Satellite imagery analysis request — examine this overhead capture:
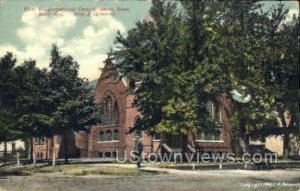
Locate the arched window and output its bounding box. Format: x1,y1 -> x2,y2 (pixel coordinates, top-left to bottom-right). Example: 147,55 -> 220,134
106,130 -> 112,141
98,105 -> 103,125
113,129 -> 119,140
105,96 -> 113,126
113,104 -> 119,125
99,131 -> 105,141
196,101 -> 222,142
99,95 -> 119,127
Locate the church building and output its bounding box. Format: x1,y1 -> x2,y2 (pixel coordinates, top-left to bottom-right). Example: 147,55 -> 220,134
32,58 -> 241,160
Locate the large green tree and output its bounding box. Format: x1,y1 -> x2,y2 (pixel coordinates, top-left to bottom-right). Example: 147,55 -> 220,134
0,53 -> 21,163
189,1 -> 298,155
263,15 -> 300,157
112,0 -> 299,156
49,45 -> 97,163
112,0 -> 217,141
189,0 -> 277,154
15,60 -> 52,160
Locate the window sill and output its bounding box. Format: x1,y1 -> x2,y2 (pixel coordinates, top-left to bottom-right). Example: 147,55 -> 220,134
196,140 -> 224,143
152,139 -> 161,142
97,140 -> 120,143
98,125 -> 118,128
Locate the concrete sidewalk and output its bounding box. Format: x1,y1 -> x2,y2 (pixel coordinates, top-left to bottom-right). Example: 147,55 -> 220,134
92,162 -> 300,177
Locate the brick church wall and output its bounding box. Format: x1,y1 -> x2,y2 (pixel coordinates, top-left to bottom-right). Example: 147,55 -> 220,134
88,60 -> 135,158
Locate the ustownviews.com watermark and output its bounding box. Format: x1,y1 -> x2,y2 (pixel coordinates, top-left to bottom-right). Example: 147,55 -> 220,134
115,149 -> 278,164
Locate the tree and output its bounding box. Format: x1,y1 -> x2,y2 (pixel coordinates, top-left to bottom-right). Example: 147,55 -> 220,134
0,53 -> 21,163
192,1 -> 298,155
189,0 -> 274,154
263,15 -> 300,157
49,45 -> 97,163
112,0 -> 258,150
112,0 -> 180,128
110,0 -> 236,149
14,60 -> 52,161
112,0 -> 299,156
112,0 -> 212,147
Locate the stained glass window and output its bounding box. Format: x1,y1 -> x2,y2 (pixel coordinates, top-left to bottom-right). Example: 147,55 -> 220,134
99,95 -> 119,127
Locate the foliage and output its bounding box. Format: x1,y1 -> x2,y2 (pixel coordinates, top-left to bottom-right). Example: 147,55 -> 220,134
0,45 -> 97,161
112,0 -> 215,135
15,60 -> 52,138
0,53 -> 20,142
111,0 -> 299,154
49,44 -> 97,135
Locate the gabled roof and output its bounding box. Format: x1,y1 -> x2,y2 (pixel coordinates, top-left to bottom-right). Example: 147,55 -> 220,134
94,57 -> 128,92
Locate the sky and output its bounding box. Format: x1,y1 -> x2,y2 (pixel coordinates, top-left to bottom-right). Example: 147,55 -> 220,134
0,0 -> 298,81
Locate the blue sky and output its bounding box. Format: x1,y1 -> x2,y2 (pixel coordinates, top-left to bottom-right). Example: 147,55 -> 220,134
0,0 -> 298,80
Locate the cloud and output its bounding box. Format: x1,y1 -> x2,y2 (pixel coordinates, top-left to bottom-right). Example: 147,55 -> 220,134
18,9 -> 76,46
292,1 -> 299,7
62,10 -> 125,80
0,8 -> 76,68
287,8 -> 299,20
0,43 -> 48,68
0,44 -> 20,58
0,7 -> 125,80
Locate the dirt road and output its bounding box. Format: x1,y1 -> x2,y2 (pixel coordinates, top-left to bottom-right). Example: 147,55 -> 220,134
0,168 -> 299,191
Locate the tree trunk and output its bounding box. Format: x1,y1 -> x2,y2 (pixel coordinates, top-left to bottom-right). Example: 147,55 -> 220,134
279,110 -> 290,157
230,127 -> 242,155
283,113 -> 295,158
238,118 -> 249,154
3,140 -> 7,165
30,138 -> 34,162
51,136 -> 55,167
27,139 -> 30,160
33,151 -> 36,166
189,131 -> 196,150
64,131 -> 69,164
228,110 -> 249,156
30,138 -> 36,166
45,138 -> 48,160
234,103 -> 249,155
16,152 -> 20,166
283,132 -> 290,158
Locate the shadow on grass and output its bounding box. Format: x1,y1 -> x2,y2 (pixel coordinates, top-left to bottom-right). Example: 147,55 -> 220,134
1,164 -> 159,178
0,168 -> 30,177
0,162 -> 50,177
250,177 -> 274,183
290,177 -> 300,184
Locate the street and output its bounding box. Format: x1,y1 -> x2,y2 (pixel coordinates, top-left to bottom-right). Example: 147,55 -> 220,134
0,168 -> 299,191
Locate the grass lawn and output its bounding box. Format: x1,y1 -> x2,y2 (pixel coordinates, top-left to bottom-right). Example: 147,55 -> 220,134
251,187 -> 299,191
0,164 -> 146,176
